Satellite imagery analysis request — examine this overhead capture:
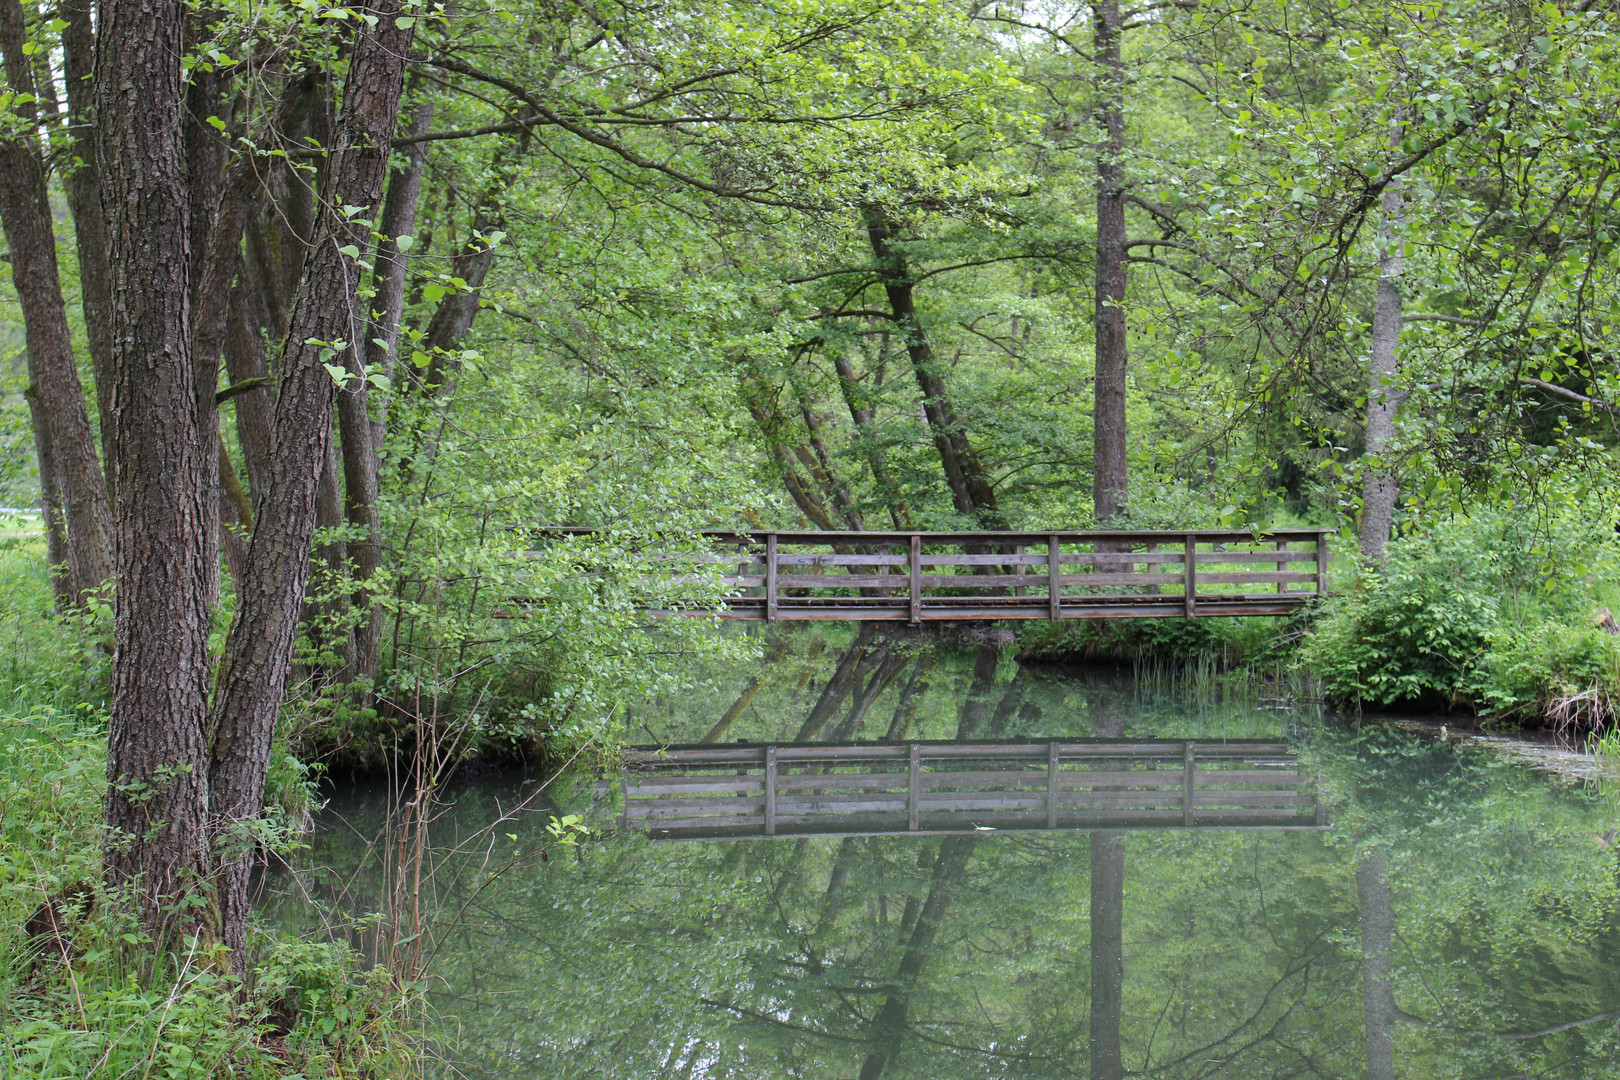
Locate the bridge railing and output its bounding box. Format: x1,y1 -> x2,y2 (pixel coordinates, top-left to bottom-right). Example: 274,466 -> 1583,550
605,739 -> 1324,839
697,529 -> 1326,621
528,528 -> 1330,621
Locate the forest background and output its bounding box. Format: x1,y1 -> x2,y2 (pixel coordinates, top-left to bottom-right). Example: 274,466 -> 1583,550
3,0 -> 1620,1073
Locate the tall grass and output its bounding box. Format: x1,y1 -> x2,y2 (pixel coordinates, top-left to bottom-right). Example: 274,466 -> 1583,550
0,543 -> 420,1078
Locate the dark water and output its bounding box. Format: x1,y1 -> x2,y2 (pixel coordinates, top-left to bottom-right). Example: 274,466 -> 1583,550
270,629 -> 1620,1078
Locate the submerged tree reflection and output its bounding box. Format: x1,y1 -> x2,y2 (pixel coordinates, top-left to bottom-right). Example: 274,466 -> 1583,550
268,631 -> 1620,1078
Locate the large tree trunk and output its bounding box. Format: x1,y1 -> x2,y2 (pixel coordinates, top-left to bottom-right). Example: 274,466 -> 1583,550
0,0 -> 114,605
95,0 -> 215,937
1360,169 -> 1405,562
208,4 -> 414,956
1092,0 -> 1129,525
862,203 -> 1006,529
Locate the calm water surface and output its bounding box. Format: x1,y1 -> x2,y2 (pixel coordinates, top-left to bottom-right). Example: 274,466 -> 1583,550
271,630 -> 1620,1078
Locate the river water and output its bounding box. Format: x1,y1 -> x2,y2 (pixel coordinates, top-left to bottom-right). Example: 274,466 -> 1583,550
269,629 -> 1620,1078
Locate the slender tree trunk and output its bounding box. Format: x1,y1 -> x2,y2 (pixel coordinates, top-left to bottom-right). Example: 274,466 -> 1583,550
310,438 -> 355,675
209,3 -> 414,956
225,280 -> 274,498
1360,167 -> 1405,562
831,351 -> 912,529
338,95 -> 431,690
0,0 -> 114,604
1093,0 -> 1129,525
365,95 -> 432,453
218,435 -> 250,587
95,0 -> 215,937
862,203 -> 1006,528
25,387 -> 72,610
1357,855 -> 1398,1080
58,0 -> 116,477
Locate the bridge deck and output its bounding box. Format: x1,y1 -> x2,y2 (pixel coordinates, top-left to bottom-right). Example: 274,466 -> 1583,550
538,528 -> 1331,622
603,739 -> 1326,839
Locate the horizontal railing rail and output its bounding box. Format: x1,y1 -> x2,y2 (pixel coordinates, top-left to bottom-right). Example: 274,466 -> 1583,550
529,528 -> 1331,622
602,739 -> 1325,839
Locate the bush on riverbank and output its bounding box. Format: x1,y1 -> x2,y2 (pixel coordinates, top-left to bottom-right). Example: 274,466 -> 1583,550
0,547 -> 419,1078
1304,510 -> 1620,730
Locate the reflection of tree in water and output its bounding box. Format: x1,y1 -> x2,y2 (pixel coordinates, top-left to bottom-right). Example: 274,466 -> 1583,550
268,631 -> 1620,1079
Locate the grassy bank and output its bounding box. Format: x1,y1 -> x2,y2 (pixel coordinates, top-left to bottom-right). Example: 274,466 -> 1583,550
0,543 -> 420,1078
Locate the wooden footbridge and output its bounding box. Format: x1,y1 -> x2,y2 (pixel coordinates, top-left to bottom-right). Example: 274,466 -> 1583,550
537,528 -> 1330,623
604,740 -> 1325,840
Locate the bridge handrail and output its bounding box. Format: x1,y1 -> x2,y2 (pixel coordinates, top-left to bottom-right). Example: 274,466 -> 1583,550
525,528 -> 1332,622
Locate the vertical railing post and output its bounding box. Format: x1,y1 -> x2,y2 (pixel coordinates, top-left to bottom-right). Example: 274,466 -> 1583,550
764,746 -> 778,835
1276,539 -> 1288,594
1183,534 -> 1198,618
1047,534 -> 1061,620
1316,533 -> 1330,598
908,743 -> 921,831
1014,543 -> 1026,597
619,770 -> 629,833
765,533 -> 778,623
1182,741 -> 1195,826
1046,742 -> 1060,829
909,534 -> 922,624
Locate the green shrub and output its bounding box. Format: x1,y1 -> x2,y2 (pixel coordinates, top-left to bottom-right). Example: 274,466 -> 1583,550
1304,509 -> 1620,722
1470,620 -> 1620,731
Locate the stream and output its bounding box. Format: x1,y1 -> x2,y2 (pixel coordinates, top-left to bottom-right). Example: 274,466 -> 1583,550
268,628 -> 1620,1078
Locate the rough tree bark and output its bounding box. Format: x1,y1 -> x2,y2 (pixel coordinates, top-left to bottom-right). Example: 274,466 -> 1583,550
863,203 -> 1007,529
209,3 -> 415,955
1360,167 -> 1405,562
95,0 -> 215,935
0,0 -> 114,605
1092,0 -> 1129,525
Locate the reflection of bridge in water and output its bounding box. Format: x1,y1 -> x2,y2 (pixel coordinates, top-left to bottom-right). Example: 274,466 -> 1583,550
607,739 -> 1326,839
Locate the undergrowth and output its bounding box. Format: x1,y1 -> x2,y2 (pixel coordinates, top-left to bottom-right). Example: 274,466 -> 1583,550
0,542 -> 421,1078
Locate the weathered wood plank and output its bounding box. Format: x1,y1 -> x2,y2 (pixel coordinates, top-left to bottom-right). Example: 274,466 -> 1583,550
627,796 -> 767,815
1193,549 -> 1319,564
